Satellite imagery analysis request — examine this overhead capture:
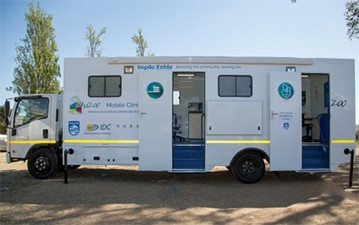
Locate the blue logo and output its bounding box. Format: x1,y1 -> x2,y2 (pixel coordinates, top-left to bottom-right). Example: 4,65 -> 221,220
68,121 -> 80,136
147,82 -> 164,99
283,122 -> 289,130
278,82 -> 294,99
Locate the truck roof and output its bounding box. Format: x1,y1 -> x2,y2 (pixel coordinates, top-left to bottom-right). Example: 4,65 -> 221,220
64,56 -> 354,66
65,56 -> 318,66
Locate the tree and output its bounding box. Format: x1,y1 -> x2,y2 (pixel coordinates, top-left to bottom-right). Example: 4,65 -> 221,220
345,0 -> 359,40
131,28 -> 154,57
86,24 -> 107,57
7,2 -> 61,95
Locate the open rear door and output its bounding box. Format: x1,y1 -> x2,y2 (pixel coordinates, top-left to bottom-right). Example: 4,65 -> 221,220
269,72 -> 301,171
138,70 -> 172,171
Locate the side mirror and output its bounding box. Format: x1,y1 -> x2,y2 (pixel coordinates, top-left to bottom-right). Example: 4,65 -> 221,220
5,100 -> 10,117
4,101 -> 10,126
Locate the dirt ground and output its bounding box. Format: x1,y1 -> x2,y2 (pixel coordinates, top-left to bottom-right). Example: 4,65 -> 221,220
0,146 -> 358,225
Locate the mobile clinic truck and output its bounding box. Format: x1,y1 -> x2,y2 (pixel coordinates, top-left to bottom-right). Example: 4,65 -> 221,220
4,57 -> 356,183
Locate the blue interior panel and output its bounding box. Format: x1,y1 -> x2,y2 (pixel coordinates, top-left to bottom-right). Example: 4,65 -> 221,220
173,144 -> 204,169
302,145 -> 329,169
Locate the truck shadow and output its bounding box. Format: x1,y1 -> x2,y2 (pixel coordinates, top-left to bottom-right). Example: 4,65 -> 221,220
1,166 -> 356,207
1,155 -> 358,225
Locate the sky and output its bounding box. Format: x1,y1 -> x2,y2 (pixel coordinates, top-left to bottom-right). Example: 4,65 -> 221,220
0,0 -> 358,123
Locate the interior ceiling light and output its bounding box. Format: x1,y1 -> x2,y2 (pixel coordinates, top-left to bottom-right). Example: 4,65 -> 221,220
177,73 -> 195,77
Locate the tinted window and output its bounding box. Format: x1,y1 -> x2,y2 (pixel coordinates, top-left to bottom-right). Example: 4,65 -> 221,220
218,75 -> 252,97
89,76 -> 121,97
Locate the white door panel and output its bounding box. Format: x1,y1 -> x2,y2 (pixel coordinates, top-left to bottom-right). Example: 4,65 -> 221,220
269,72 -> 301,171
138,72 -> 172,171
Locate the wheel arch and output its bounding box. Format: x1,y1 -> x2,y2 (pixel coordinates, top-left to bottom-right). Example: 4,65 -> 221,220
25,144 -> 59,160
230,147 -> 269,167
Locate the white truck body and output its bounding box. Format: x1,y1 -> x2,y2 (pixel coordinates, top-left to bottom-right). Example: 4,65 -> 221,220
6,56 -> 356,183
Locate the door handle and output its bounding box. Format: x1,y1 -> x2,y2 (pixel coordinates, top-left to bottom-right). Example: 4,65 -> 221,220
140,112 -> 147,115
43,129 -> 49,138
271,111 -> 279,120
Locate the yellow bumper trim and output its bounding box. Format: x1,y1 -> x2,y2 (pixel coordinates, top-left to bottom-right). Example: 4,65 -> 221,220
8,140 -> 56,144
331,139 -> 355,144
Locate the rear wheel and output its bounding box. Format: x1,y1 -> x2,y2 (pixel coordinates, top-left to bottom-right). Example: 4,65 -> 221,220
28,149 -> 58,179
231,152 -> 265,183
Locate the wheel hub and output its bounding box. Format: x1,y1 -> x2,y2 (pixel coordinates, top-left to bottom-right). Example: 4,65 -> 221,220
34,156 -> 50,172
241,160 -> 255,174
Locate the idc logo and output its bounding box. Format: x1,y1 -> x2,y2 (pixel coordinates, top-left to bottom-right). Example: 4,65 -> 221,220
86,124 -> 99,131
86,124 -> 111,131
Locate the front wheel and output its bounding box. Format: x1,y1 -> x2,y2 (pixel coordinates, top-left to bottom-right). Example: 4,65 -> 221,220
28,149 -> 58,179
231,152 -> 265,183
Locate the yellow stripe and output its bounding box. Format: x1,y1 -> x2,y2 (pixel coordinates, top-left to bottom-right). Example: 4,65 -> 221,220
206,140 -> 270,144
64,139 -> 139,144
331,139 -> 355,144
9,140 -> 56,144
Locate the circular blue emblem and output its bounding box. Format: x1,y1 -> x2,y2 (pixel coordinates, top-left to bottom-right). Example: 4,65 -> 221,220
278,82 -> 294,99
68,121 -> 80,136
146,82 -> 164,99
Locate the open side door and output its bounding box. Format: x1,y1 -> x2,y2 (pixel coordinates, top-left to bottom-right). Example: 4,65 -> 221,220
138,71 -> 172,171
269,72 -> 301,171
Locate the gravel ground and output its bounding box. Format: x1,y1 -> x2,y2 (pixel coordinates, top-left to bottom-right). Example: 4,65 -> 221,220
0,146 -> 358,225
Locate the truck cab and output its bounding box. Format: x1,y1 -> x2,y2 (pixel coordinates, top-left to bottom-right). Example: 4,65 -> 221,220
5,94 -> 63,179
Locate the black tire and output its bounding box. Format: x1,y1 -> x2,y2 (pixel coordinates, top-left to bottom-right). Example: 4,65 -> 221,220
27,149 -> 58,179
231,152 -> 265,183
